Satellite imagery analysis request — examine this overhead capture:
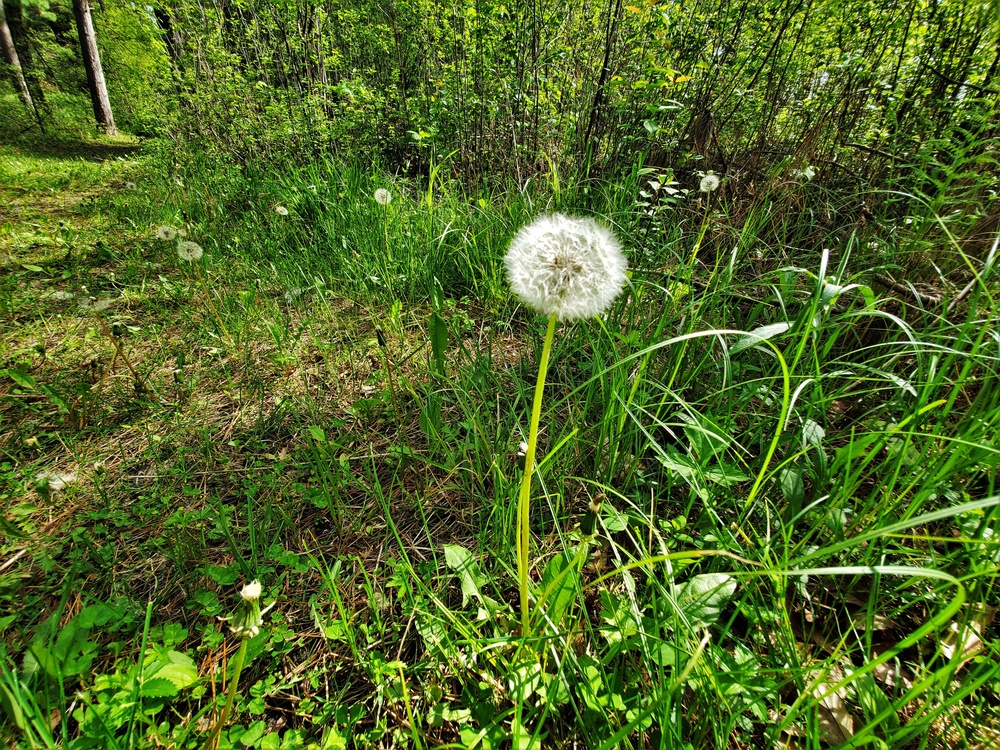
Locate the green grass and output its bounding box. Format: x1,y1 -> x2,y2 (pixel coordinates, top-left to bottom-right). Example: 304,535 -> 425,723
1,140 -> 998,750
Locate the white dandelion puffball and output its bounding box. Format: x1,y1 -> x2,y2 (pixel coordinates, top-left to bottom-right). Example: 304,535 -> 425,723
700,174 -> 720,193
240,580 -> 262,601
274,205 -> 289,216
176,228 -> 188,238
374,188 -> 392,206
155,225 -> 178,241
505,214 -> 628,321
35,471 -> 76,492
177,240 -> 204,262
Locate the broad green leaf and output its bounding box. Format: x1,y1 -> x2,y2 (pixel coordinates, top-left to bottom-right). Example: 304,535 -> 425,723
429,311 -> 448,377
674,573 -> 737,630
139,677 -> 178,698
731,322 -> 791,354
3,368 -> 35,389
443,544 -> 486,607
539,552 -> 577,629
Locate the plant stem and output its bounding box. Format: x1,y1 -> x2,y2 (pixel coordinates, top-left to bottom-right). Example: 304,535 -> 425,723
517,313 -> 557,635
193,261 -> 234,347
205,638 -> 247,750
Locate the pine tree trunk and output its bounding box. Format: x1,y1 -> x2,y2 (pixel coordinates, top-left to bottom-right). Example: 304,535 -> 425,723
72,0 -> 116,135
0,0 -> 33,112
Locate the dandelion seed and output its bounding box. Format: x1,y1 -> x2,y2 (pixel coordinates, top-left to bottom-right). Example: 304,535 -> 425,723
35,471 -> 76,492
504,214 -> 628,321
155,225 -> 178,241
699,174 -> 720,193
274,205 -> 289,216
177,240 -> 204,262
374,188 -> 392,206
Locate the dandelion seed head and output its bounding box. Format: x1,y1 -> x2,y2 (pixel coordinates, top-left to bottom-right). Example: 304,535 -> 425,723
240,580 -> 262,601
699,174 -> 720,193
176,228 -> 188,238
374,188 -> 392,206
155,225 -> 178,241
177,240 -> 204,262
505,214 -> 628,321
274,205 -> 289,216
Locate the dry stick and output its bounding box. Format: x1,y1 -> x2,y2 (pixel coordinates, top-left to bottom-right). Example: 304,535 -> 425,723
93,312 -> 158,401
947,231 -> 999,314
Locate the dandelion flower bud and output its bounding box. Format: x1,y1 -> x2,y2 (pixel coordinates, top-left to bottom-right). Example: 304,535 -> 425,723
274,205 -> 289,216
155,225 -> 177,241
240,580 -> 262,601
505,214 -> 628,321
374,188 -> 392,206
699,174 -> 720,193
177,241 -> 204,262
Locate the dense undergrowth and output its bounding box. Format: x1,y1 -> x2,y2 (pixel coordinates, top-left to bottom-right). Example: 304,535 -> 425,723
1,138 -> 999,749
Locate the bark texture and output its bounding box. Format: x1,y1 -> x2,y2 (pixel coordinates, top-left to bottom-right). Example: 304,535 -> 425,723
0,0 -> 33,111
72,0 -> 116,134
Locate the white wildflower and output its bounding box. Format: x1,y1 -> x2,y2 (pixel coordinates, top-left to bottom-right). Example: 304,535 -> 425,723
274,205 -> 289,216
240,580 -> 262,601
504,214 -> 628,321
155,225 -> 177,241
177,241 -> 204,262
374,188 -> 392,206
699,174 -> 720,193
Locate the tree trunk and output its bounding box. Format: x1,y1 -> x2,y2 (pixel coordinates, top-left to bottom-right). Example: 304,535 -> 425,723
0,0 -> 34,112
72,0 -> 116,135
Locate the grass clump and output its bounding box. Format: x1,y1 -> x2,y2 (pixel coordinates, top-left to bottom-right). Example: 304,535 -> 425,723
0,139 -> 997,749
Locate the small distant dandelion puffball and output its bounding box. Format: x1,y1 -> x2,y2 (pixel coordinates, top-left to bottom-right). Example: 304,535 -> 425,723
177,240 -> 204,262
176,228 -> 188,238
274,205 -> 289,216
505,214 -> 628,321
155,225 -> 177,241
374,188 -> 392,206
699,174 -> 720,193
240,580 -> 262,601
36,471 -> 76,492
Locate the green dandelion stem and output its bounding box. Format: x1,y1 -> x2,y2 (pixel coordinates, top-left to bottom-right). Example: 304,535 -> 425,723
205,638 -> 247,750
517,313 -> 557,635
193,261 -> 233,347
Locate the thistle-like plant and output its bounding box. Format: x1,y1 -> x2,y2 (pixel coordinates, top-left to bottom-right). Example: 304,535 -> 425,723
505,214 -> 628,633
